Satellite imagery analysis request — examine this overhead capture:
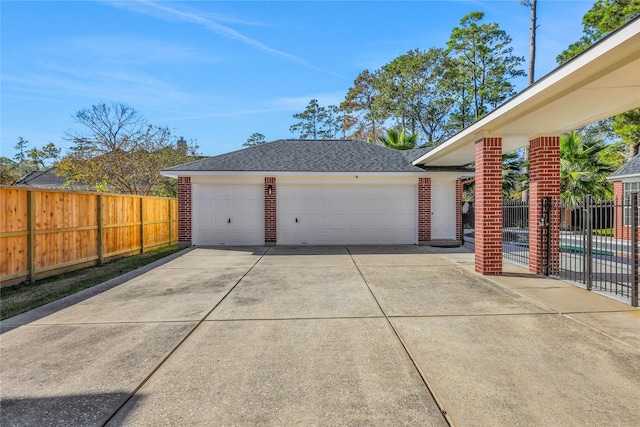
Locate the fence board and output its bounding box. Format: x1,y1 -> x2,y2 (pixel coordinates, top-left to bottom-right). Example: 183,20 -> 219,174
0,187 -> 177,287
1,189 -> 29,279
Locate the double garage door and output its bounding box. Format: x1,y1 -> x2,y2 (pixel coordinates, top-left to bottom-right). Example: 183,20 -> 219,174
192,183 -> 417,246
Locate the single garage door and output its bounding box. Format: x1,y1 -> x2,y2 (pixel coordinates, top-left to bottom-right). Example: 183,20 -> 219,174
278,185 -> 416,245
192,184 -> 264,245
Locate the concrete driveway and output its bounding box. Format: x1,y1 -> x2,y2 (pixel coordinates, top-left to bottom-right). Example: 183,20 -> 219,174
1,245 -> 639,426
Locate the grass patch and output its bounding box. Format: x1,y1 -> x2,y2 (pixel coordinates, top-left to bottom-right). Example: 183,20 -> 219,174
1,244 -> 181,320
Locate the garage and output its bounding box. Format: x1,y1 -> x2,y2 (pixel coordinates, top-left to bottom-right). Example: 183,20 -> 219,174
278,183 -> 417,245
162,139 -> 467,248
192,183 -> 264,245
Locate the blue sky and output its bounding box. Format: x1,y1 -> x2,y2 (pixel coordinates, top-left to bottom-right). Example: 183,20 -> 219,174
1,0 -> 593,159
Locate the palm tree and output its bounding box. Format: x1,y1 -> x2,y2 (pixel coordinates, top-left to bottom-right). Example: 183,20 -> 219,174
503,151 -> 524,199
560,130 -> 617,206
377,128 -> 418,150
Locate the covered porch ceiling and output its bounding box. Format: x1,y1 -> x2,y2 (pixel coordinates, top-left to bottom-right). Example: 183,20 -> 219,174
413,17 -> 640,167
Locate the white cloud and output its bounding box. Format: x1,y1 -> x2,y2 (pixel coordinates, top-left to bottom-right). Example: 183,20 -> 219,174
107,0 -> 332,74
2,64 -> 192,109
65,36 -> 222,65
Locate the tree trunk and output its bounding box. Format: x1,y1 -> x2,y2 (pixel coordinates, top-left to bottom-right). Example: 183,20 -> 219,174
522,0 -> 537,203
528,0 -> 537,85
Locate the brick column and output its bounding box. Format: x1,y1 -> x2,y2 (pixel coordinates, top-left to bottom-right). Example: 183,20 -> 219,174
265,177 -> 277,245
529,136 -> 560,275
456,178 -> 463,243
475,137 -> 503,275
418,177 -> 431,242
613,181 -> 624,240
177,176 -> 192,248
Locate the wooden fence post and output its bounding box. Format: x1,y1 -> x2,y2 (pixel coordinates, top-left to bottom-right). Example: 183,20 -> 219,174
140,196 -> 145,253
97,194 -> 104,265
27,190 -> 36,283
168,198 -> 173,246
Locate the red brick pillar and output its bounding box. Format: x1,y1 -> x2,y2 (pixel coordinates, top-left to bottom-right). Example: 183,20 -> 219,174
475,137 -> 503,275
178,176 -> 192,248
265,177 -> 277,245
529,136 -> 560,275
456,178 -> 463,243
613,181 -> 624,240
418,177 -> 431,243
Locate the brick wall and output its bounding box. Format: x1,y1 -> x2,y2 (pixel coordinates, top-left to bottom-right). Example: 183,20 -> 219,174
475,137 -> 503,275
614,181 -> 640,241
528,136 -> 560,275
178,176 -> 192,246
265,177 -> 277,244
418,177 -> 431,242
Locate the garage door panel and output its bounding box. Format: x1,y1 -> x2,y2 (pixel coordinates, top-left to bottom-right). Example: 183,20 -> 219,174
278,185 -> 416,245
193,184 -> 264,246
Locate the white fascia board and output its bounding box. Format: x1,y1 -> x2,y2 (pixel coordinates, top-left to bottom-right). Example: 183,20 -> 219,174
608,173 -> 640,181
412,17 -> 640,167
160,170 -> 431,178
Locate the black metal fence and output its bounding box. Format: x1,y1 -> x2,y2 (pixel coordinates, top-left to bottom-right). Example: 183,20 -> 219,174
502,200 -> 530,267
550,196 -> 638,305
466,197 -> 639,306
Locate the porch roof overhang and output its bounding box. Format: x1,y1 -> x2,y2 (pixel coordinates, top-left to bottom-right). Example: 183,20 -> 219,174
413,17 -> 640,168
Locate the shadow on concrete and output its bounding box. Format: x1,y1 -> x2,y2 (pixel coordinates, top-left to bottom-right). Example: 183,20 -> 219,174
1,392 -> 144,427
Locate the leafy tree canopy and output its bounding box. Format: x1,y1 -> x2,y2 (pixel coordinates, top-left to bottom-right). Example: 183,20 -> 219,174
556,0 -> 640,159
0,138 -> 62,185
290,99 -> 345,140
243,132 -> 267,148
376,48 -> 457,145
557,0 -> 640,64
340,69 -> 385,143
447,11 -> 525,126
58,102 -> 198,196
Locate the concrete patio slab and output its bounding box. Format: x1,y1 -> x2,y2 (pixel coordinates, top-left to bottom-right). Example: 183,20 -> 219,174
157,247 -> 264,269
106,319 -> 447,427
361,265 -> 551,316
0,322 -> 195,427
179,246 -> 269,256
255,246 -> 355,267
433,249 -> 634,313
351,253 -> 451,267
2,244 -> 637,426
256,254 -> 355,267
30,267 -> 249,324
209,266 -> 381,320
266,245 -> 350,255
1,247 -> 195,328
501,285 -> 638,313
348,245 -> 432,254
392,314 -> 640,427
568,310 -> 640,350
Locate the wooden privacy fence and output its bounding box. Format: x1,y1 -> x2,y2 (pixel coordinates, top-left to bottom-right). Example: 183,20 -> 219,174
1,187 -> 178,287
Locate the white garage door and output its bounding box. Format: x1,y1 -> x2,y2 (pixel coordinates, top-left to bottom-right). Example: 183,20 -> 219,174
192,184 -> 264,245
278,185 -> 416,245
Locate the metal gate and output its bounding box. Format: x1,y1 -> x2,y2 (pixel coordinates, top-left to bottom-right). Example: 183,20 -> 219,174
547,195 -> 638,306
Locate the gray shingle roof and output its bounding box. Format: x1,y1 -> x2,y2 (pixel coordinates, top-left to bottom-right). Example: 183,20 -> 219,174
163,139 -> 431,173
13,167 -> 92,190
609,154 -> 640,179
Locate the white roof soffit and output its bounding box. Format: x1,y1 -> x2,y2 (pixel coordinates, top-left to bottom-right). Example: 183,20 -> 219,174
414,17 -> 640,167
